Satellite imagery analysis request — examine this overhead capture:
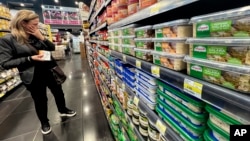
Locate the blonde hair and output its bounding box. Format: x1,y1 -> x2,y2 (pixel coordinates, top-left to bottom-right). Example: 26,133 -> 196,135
10,10 -> 39,44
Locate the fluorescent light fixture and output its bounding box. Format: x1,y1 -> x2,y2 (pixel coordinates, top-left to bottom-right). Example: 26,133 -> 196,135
75,1 -> 78,5
20,3 -> 24,6
41,5 -> 44,8
54,0 -> 58,3
60,7 -> 63,10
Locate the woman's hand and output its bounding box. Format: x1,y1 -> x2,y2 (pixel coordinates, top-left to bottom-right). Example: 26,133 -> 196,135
31,54 -> 45,61
26,25 -> 45,40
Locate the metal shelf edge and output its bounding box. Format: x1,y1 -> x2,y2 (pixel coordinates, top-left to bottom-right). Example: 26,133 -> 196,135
90,22 -> 107,34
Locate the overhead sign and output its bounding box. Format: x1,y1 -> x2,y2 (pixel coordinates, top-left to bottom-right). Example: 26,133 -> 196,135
42,5 -> 81,25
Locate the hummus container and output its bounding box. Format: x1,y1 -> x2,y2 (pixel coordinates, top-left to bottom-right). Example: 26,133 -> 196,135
135,69 -> 157,85
122,44 -> 135,56
108,37 -> 115,44
112,28 -> 123,37
156,106 -> 203,141
207,118 -> 229,141
136,77 -> 158,94
135,48 -> 153,62
152,51 -> 186,71
203,130 -> 218,141
135,26 -> 155,38
157,98 -> 206,137
128,0 -> 139,15
148,120 -> 160,141
153,19 -> 192,38
121,24 -> 140,36
122,35 -> 136,45
187,38 -> 250,66
136,85 -> 157,103
139,0 -> 157,9
184,56 -> 250,93
114,37 -> 122,44
135,38 -> 154,49
136,89 -> 156,110
154,38 -> 188,54
206,104 -> 242,134
190,6 -> 250,37
157,80 -> 205,113
157,89 -> 208,126
114,44 -> 123,52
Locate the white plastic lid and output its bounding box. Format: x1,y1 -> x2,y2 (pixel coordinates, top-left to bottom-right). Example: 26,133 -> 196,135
152,51 -> 185,59
134,38 -> 152,42
134,48 -> 152,52
153,38 -> 187,42
153,19 -> 190,29
186,38 -> 250,46
190,5 -> 250,23
134,25 -> 153,31
122,35 -> 135,38
184,56 -> 250,74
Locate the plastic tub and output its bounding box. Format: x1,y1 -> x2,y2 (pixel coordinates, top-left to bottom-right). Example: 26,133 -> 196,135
184,56 -> 250,93
122,35 -> 136,45
187,38 -> 250,66
158,98 -> 206,137
136,78 -> 158,94
135,26 -> 155,38
114,44 -> 122,52
128,0 -> 139,15
122,44 -> 135,56
134,48 -> 153,62
139,0 -> 157,9
203,130 -> 219,141
135,38 -> 154,49
153,19 -> 192,38
154,38 -> 188,54
206,104 -> 241,134
135,69 -> 157,85
136,89 -> 156,110
121,24 -> 140,36
157,80 -> 205,113
118,5 -> 128,19
152,51 -> 186,71
114,37 -> 122,44
190,5 -> 250,37
148,120 -> 160,141
136,85 -> 157,102
157,89 -> 208,126
207,118 -> 229,141
156,106 -> 203,141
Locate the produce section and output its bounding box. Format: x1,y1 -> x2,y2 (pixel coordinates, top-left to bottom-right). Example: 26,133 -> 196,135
88,0 -> 250,140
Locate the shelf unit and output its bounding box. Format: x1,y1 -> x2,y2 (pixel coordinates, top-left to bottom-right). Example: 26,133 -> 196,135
0,30 -> 10,32
110,50 -> 250,124
90,2 -> 106,25
0,16 -> 10,21
89,22 -> 107,34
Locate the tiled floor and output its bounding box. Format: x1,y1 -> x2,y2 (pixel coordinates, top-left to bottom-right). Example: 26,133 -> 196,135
0,54 -> 114,141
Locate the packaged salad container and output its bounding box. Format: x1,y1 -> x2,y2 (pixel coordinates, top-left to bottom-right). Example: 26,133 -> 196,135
190,5 -> 250,37
187,38 -> 250,66
184,56 -> 250,93
153,19 -> 192,38
122,35 -> 136,45
135,25 -> 155,38
154,38 -> 188,54
135,48 -> 153,62
121,24 -> 140,36
122,44 -> 135,56
135,38 -> 154,49
207,118 -> 229,141
152,51 -> 186,71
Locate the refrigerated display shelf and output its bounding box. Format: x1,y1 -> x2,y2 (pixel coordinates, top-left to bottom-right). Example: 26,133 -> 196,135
0,29 -> 10,32
89,22 -> 107,34
109,0 -> 198,29
87,0 -> 97,21
110,50 -> 250,124
90,2 -> 106,25
0,16 -> 10,21
0,80 -> 22,98
89,40 -> 109,46
98,52 -> 109,64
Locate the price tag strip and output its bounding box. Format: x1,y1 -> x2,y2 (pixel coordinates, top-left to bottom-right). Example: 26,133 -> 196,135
136,60 -> 141,69
133,96 -> 139,106
184,78 -> 203,99
150,3 -> 161,16
151,66 -> 160,77
156,119 -> 167,134
123,55 -> 126,62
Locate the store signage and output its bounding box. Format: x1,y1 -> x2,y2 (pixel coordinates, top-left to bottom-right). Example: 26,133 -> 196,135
42,5 -> 81,25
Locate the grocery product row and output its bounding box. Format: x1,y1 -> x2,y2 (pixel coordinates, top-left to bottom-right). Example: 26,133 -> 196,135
0,5 -> 11,38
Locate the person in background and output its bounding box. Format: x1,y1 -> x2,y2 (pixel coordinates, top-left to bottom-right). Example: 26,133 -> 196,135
0,10 -> 76,135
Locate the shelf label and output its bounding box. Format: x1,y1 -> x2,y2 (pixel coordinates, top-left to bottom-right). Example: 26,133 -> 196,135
122,83 -> 125,90
184,78 -> 203,98
133,96 -> 139,106
156,120 -> 167,134
150,3 -> 161,16
151,66 -> 160,77
136,60 -> 141,69
123,55 -> 126,62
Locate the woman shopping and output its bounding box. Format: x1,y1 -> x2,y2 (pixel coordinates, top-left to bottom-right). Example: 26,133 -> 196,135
0,10 -> 76,135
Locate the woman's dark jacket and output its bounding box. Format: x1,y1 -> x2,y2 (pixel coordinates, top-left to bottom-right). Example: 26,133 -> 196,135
0,34 -> 55,84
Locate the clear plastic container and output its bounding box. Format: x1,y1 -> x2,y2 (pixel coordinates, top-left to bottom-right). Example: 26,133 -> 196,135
136,77 -> 158,94
207,118 -> 229,141
134,48 -> 153,62
114,44 -> 123,52
190,5 -> 250,37
184,56 -> 250,93
187,38 -> 250,66
135,69 -> 157,85
136,85 -> 157,103
152,51 -> 186,71
121,24 -> 140,36
153,19 -> 192,38
135,25 -> 155,38
136,89 -> 156,110
122,35 -> 136,45
135,38 -> 154,49
122,44 -> 135,56
154,38 -> 188,54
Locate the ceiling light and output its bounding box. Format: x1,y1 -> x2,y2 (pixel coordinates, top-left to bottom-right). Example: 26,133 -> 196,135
41,5 -> 44,8
75,1 -> 78,5
54,0 -> 58,3
20,3 -> 24,6
60,7 -> 63,10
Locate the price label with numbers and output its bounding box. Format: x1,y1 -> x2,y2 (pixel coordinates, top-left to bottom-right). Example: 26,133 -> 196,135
150,3 -> 161,16
151,66 -> 160,77
133,96 -> 139,106
156,120 -> 167,134
136,60 -> 141,69
123,55 -> 126,62
184,78 -> 203,98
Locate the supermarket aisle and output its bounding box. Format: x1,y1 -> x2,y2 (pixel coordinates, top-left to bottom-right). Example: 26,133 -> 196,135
0,55 -> 114,141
